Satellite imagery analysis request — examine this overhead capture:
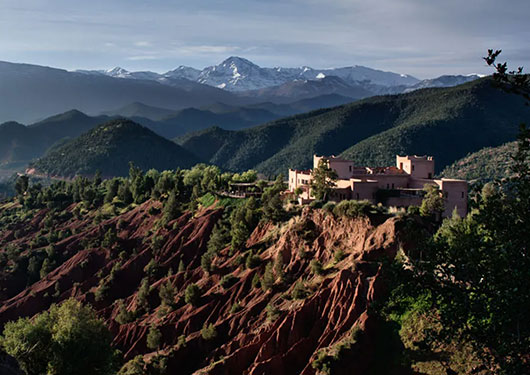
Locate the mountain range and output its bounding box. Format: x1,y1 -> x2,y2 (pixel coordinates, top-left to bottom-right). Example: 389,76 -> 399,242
0,57 -> 483,124
30,119 -> 200,177
177,78 -> 529,175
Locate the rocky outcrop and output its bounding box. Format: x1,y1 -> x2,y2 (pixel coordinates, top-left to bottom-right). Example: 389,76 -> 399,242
0,202 -> 406,374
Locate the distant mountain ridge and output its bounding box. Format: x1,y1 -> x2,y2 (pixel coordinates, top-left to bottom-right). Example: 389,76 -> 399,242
77,56 -> 483,95
78,56 -> 420,92
177,78 -> 528,175
31,119 -> 200,177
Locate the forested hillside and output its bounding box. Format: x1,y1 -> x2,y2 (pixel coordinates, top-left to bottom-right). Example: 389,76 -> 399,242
178,78 -> 528,174
31,120 -> 201,177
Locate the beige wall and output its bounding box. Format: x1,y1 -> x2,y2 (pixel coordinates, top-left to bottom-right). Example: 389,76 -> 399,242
396,155 -> 435,179
314,155 -> 356,179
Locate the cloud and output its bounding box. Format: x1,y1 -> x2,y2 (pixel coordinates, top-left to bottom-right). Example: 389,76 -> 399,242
134,41 -> 151,47
0,0 -> 527,77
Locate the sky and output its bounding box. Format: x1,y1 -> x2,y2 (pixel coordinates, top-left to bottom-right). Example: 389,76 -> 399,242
0,0 -> 528,79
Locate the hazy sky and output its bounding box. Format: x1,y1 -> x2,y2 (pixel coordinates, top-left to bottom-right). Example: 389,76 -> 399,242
0,0 -> 528,78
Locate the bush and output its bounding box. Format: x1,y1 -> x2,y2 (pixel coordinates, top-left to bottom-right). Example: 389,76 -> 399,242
322,201 -> 336,213
333,249 -> 346,263
146,325 -> 162,351
333,200 -> 375,218
261,263 -> 275,292
200,323 -> 217,341
2,298 -> 117,375
310,259 -> 324,276
184,284 -> 201,306
291,280 -> 308,299
245,253 -> 261,269
230,302 -> 242,314
220,274 -> 238,290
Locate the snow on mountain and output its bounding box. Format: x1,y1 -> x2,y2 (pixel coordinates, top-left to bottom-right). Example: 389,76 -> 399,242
163,66 -> 201,81
72,58 -> 482,95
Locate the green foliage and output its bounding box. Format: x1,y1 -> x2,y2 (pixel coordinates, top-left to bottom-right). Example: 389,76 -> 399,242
146,325 -> 162,351
419,185 -> 445,218
230,302 -> 242,314
158,279 -> 176,308
310,159 -> 338,201
245,252 -> 261,269
291,280 -> 308,299
136,278 -> 151,313
261,175 -> 286,222
115,300 -> 136,325
184,283 -> 201,307
261,262 -> 275,292
200,323 -> 217,341
332,199 -> 377,218
310,259 -> 324,276
220,274 -> 238,290
31,120 -> 199,177
1,298 -> 117,375
179,78 -> 527,176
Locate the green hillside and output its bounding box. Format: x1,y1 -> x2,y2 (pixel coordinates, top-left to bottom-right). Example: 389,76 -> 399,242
178,78 -> 528,175
0,110 -> 106,166
32,119 -> 201,177
440,141 -> 517,182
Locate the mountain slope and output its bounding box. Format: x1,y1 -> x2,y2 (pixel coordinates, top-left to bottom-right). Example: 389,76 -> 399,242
440,141 -> 517,182
102,102 -> 177,121
0,61 -> 241,123
178,78 -> 529,174
31,119 -> 201,177
0,110 -> 108,166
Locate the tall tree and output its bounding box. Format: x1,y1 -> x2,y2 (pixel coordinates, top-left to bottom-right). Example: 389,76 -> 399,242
310,159 -> 338,201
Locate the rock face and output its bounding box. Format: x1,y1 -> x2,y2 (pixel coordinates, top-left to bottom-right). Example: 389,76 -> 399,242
0,202 -> 406,374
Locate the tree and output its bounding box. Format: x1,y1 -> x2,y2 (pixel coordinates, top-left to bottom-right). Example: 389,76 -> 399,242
419,184 -> 444,218
146,325 -> 162,351
310,159 -> 338,201
158,279 -> 176,308
15,175 -> 29,197
184,283 -> 201,307
162,189 -> 180,224
262,175 -> 286,222
2,298 -> 117,375
412,53 -> 530,373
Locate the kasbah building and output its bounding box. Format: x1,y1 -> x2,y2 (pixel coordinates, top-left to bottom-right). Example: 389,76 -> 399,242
288,155 -> 468,218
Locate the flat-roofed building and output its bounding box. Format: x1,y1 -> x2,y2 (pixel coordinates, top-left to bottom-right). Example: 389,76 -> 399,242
288,154 -> 468,217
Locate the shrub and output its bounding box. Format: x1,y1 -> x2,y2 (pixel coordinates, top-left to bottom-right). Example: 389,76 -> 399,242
266,304 -> 280,321
245,253 -> 261,269
310,259 -> 324,276
291,280 -> 308,300
261,262 -> 275,292
333,249 -> 346,263
332,200 -> 374,218
2,298 -> 117,375
200,323 -> 217,341
220,274 -> 238,290
159,280 -> 176,308
115,300 -> 135,324
146,325 -> 162,351
322,201 -> 336,213
230,302 -> 242,314
201,252 -> 214,273
184,284 -> 201,306
251,273 -> 261,289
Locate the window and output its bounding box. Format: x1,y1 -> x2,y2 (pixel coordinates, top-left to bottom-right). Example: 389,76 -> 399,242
461,192 -> 464,198
399,162 -> 403,170
412,165 -> 415,171
387,184 -> 389,189
356,193 -> 359,199
391,183 -> 394,189
428,173 -> 432,179
349,165 -> 352,172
